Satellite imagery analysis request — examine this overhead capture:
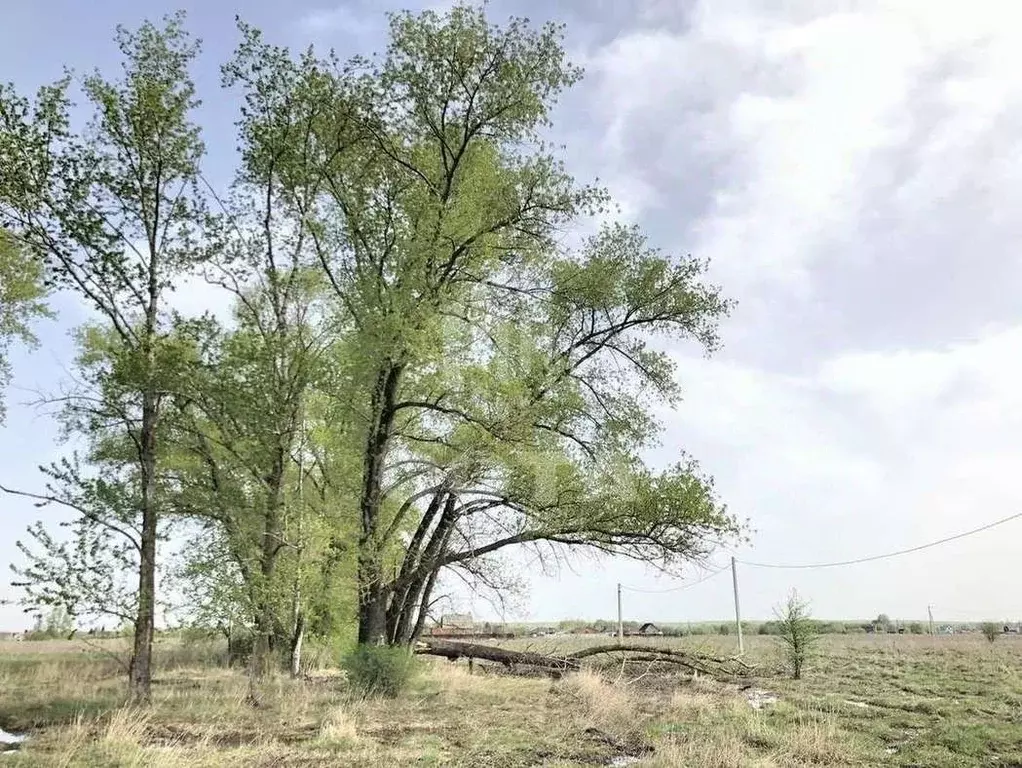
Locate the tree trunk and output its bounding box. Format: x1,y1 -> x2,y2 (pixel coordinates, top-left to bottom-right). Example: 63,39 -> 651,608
289,612 -> 305,678
394,496 -> 456,645
408,565 -> 441,645
357,568 -> 388,645
356,362 -> 402,646
129,388 -> 158,704
290,429 -> 306,678
387,489 -> 448,643
389,579 -> 421,645
415,639 -> 580,671
391,558 -> 442,646
251,552 -> 279,677
250,608 -> 275,679
250,453 -> 287,678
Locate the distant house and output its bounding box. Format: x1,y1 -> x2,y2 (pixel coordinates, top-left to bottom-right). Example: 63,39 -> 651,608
636,622 -> 663,636
426,613 -> 475,636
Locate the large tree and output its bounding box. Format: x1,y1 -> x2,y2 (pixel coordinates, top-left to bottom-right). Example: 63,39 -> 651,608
0,14 -> 206,701
225,4 -> 741,646
5,4 -> 744,669
165,278 -> 331,681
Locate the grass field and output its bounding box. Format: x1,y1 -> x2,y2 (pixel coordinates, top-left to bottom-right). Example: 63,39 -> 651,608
1,633 -> 1021,766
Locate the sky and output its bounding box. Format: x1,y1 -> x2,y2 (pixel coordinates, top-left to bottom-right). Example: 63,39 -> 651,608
2,0 -> 1022,630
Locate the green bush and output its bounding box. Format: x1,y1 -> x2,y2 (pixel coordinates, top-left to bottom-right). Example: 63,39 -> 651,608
775,590 -> 820,680
342,644 -> 418,697
980,622 -> 1000,643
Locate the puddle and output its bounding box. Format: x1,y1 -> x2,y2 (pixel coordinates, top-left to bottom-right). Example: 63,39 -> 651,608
607,757 -> 642,767
844,700 -> 869,709
746,689 -> 779,710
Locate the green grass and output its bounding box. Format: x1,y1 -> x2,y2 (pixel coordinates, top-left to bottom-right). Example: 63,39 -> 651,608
1,633 -> 1021,766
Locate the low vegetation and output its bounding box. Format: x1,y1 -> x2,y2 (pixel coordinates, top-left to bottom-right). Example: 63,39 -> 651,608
981,622 -> 1000,643
2,633 -> 1022,767
774,590 -> 819,680
341,645 -> 419,698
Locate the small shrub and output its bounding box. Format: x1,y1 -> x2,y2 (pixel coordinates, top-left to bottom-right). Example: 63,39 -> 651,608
717,623 -> 732,636
980,622 -> 1000,643
775,589 -> 820,680
908,622 -> 924,635
342,644 -> 418,697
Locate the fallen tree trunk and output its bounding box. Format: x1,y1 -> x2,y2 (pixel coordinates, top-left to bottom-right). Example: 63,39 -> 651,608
414,639 -> 580,671
569,644 -> 754,676
414,639 -> 753,680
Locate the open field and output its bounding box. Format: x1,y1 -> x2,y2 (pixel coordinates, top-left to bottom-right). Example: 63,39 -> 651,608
1,633 -> 1021,766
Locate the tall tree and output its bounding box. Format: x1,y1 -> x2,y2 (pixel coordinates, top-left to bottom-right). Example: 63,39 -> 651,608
166,285 -> 328,682
165,40 -> 344,673
226,3 -> 742,647
0,230 -> 50,423
0,14 -> 206,701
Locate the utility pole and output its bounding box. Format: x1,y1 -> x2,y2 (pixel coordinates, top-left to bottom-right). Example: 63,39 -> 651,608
731,556 -> 744,654
927,605 -> 935,636
617,583 -> 623,643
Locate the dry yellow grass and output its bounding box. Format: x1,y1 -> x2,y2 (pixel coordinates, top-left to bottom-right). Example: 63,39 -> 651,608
318,706 -> 359,744
2,633 -> 1021,766
560,667 -> 644,742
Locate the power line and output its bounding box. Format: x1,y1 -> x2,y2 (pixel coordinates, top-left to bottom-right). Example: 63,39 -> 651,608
738,511 -> 1022,570
620,564 -> 729,593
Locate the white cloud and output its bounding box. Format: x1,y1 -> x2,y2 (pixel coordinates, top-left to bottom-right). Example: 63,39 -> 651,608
658,323 -> 1022,615
509,0 -> 1022,624
584,0 -> 1022,298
